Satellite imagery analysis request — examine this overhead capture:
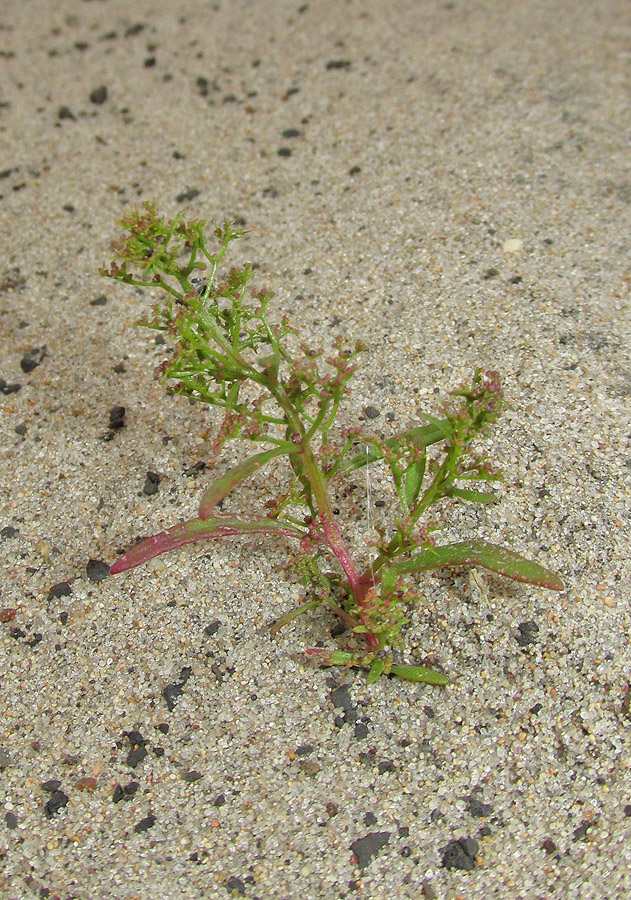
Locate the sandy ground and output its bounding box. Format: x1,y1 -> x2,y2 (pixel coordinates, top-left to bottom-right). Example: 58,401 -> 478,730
1,1 -> 630,898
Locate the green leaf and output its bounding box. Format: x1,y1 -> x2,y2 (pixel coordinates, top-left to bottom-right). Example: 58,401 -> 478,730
445,486 -> 496,504
110,515 -> 305,574
404,456 -> 426,508
388,540 -> 564,590
389,664 -> 449,685
198,444 -> 299,519
366,657 -> 386,683
337,419 -> 453,476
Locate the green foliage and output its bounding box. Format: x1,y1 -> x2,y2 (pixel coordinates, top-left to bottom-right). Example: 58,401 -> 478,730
102,203 -> 563,685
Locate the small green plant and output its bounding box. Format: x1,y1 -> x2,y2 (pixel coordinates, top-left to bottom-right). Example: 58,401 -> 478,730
101,203 -> 563,685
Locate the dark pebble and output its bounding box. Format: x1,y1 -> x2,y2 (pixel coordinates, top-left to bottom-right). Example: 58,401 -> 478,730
58,106 -> 75,120
176,188 -> 200,203
349,165 -> 361,176
542,838 -> 557,854
90,294 -> 107,306
163,681 -> 184,711
277,147 -> 292,157
225,876 -> 246,895
354,722 -> 369,740
364,812 -> 378,826
0,380 -> 22,395
48,582 -> 72,600
183,770 -> 203,783
133,814 -> 155,833
109,405 -> 126,428
326,59 -> 351,69
112,784 -> 124,803
331,684 -> 353,712
204,621 -> 220,637
20,354 -> 39,374
44,790 -> 69,818
89,85 -> 108,104
126,746 -> 147,768
41,779 -> 61,793
281,128 -> 301,138
183,461 -> 206,476
143,471 -> 160,495
5,811 -> 18,829
572,819 -> 594,842
441,837 -> 479,870
124,781 -> 140,798
378,760 -> 395,774
157,722 -> 169,734
624,805 -> 631,817
516,620 -> 539,647
350,831 -> 391,870
295,744 -> 315,756
213,794 -> 226,807
483,267 -> 499,279
467,796 -> 494,818
86,559 -> 110,582
363,405 -> 380,419
10,627 -> 26,639
1,525 -> 19,539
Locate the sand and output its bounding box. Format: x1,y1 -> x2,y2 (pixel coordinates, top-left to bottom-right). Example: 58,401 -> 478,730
1,1 -> 630,898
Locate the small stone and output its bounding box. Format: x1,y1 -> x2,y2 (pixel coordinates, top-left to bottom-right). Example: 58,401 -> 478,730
86,559 -> 110,582
225,876 -> 246,895
58,106 -> 75,120
298,760 -> 321,777
441,837 -> 479,870
133,814 -> 155,833
48,582 -> 72,599
363,405 -> 380,419
326,59 -> 352,69
90,295 -> 107,306
41,779 -> 62,793
109,405 -> 126,428
1,526 -> 19,539
44,790 -> 69,818
542,838 -> 557,854
350,831 -> 391,870
89,85 -> 108,104
143,471 -> 160,495
112,784 -> 124,803
5,811 -> 18,829
467,796 -> 494,817
502,237 -> 524,253
0,608 -> 17,623
183,770 -> 203,783
75,776 -> 97,792
126,746 -> 147,768
624,805 -> 631,818
354,722 -> 369,740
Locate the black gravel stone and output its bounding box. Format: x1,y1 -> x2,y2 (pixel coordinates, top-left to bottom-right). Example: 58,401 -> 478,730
58,105 -> 75,120
204,620 -> 220,637
441,837 -> 479,870
112,784 -> 124,803
364,812 -> 378,826
41,779 -> 62,793
0,380 -> 21,395
326,59 -> 351,69
350,831 -> 391,869
44,790 -> 69,818
176,188 -> 200,203
624,805 -> 631,817
516,620 -> 539,647
157,722 -> 169,734
48,582 -> 72,599
225,875 -> 246,895
89,85 -> 108,104
20,353 -> 39,373
5,811 -> 18,829
1,525 -> 19,539
143,471 -> 160,495
90,294 -> 107,306
331,684 -> 353,712
126,746 -> 147,768
467,796 -> 494,817
86,559 -> 109,582
281,128 -> 301,138
109,405 -> 126,428
163,666 -> 193,711
213,794 -> 226,807
134,814 -> 155,833
377,760 -> 395,774
183,461 -> 206,476
183,770 -> 203,783
363,405 -> 380,419
354,722 -> 369,740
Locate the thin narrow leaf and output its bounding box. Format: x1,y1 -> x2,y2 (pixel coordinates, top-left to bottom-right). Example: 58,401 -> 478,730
388,540 -> 564,590
367,657 -> 386,684
110,515 -> 305,574
446,486 -> 496,504
404,456 -> 426,509
269,599 -> 323,635
338,419 -> 453,476
389,664 -> 449,685
198,444 -> 299,519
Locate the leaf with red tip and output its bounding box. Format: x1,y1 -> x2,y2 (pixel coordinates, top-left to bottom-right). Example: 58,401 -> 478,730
110,515 -> 305,574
